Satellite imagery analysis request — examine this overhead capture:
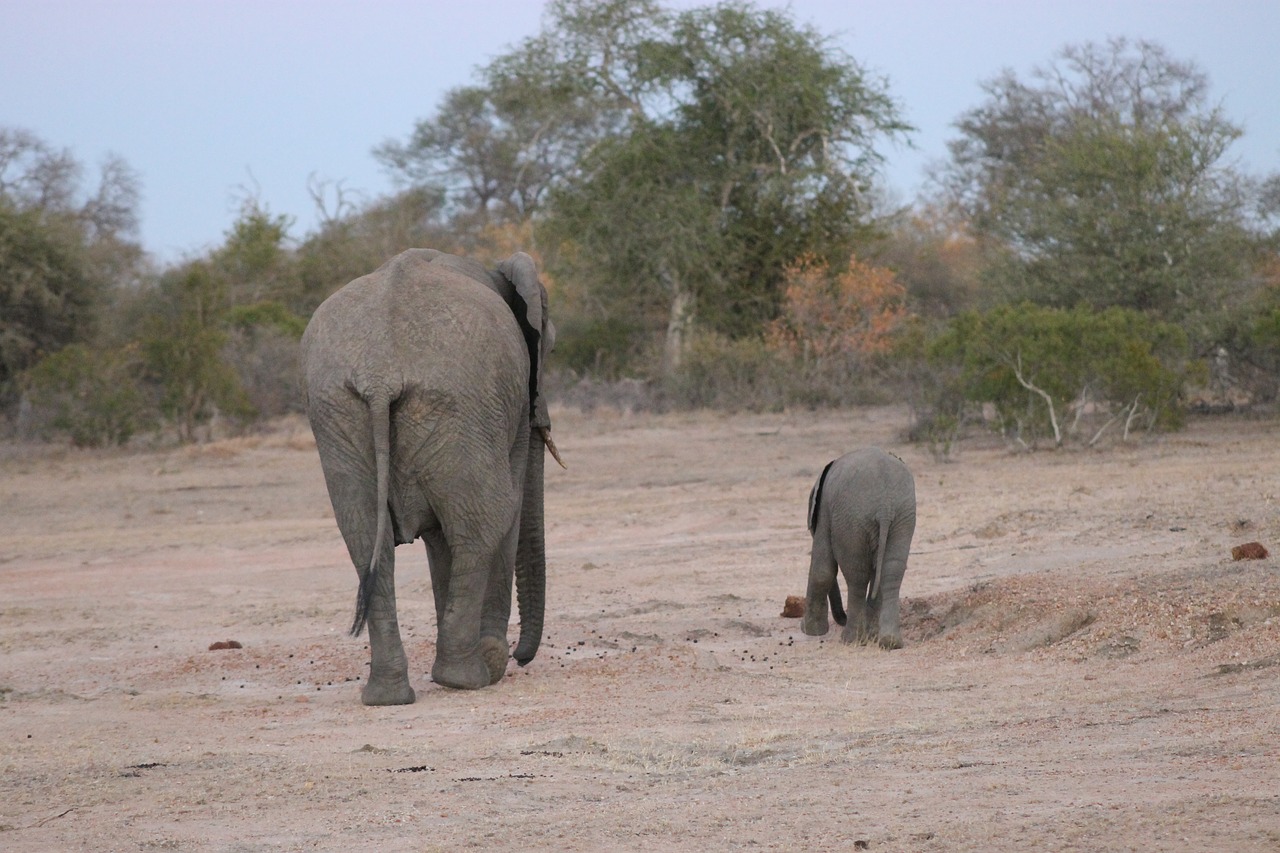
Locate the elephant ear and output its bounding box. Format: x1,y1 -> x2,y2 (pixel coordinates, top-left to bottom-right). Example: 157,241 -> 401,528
808,459 -> 836,535
496,252 -> 550,427
498,253 -> 542,334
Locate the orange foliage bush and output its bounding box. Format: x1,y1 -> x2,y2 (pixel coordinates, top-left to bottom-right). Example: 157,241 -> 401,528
766,254 -> 908,361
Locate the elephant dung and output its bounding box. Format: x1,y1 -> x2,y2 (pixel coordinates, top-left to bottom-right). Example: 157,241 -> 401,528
1231,541 -> 1269,560
780,595 -> 805,618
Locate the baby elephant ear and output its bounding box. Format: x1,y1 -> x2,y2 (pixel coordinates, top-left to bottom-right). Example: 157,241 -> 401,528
497,252 -> 543,336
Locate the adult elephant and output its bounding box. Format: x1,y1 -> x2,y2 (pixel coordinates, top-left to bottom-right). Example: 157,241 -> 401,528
300,248 -> 559,703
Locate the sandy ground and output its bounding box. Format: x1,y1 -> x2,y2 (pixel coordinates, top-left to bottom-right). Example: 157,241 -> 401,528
1,405 -> 1278,852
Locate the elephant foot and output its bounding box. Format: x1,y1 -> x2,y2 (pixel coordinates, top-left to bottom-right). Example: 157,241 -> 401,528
840,623 -> 876,645
480,636 -> 510,685
361,677 -> 416,706
878,633 -> 903,650
801,614 -> 829,637
431,654 -> 493,690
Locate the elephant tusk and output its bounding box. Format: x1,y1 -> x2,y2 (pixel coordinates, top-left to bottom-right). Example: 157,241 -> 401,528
539,427 -> 567,469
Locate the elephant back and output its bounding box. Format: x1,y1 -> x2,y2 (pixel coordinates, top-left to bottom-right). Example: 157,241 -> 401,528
812,448 -> 916,529
302,250 -> 529,415
399,248 -> 493,289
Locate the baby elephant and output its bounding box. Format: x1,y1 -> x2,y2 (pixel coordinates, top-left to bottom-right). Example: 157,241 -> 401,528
802,448 -> 916,649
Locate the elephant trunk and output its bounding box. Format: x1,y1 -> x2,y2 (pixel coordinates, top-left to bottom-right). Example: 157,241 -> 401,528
513,428 -> 547,665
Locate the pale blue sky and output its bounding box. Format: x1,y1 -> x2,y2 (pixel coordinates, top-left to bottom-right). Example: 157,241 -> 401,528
4,0 -> 1277,261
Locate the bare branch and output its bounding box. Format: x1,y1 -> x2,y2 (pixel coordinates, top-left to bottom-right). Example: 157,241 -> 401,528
307,174 -> 360,227
1123,394 -> 1142,442
1007,350 -> 1062,446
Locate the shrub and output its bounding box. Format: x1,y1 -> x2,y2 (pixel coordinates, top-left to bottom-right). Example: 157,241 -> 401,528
21,343 -> 152,446
909,304 -> 1197,448
766,254 -> 908,362
143,322 -> 252,441
223,326 -> 303,419
140,262 -> 254,442
548,316 -> 646,380
227,301 -> 308,338
660,333 -> 885,413
664,334 -> 791,412
224,301 -> 306,418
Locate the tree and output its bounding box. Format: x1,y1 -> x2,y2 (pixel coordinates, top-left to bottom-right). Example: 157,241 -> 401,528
545,121 -> 724,372
539,0 -> 910,371
141,262 -> 251,442
214,198 -> 294,305
380,2 -> 909,374
874,203 -> 981,319
374,1 -> 637,227
0,127 -> 143,405
293,187 -> 452,313
0,203 -> 91,393
0,127 -> 80,211
939,39 -> 1252,326
20,342 -> 150,446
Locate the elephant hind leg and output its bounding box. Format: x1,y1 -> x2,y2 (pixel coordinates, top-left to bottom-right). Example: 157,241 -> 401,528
872,555 -> 909,651
425,530 -> 508,686
834,545 -> 876,646
873,514 -> 915,651
802,527 -> 837,637
311,413 -> 414,705
431,652 -> 491,689
430,538 -> 517,689
407,417 -> 522,690
362,668 -> 416,705
360,541 -> 416,705
840,600 -> 877,646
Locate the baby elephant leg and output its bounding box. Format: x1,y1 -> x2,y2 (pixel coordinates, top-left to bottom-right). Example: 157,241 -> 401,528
873,524 -> 913,650
837,547 -> 876,646
802,530 -> 838,636
840,594 -> 876,645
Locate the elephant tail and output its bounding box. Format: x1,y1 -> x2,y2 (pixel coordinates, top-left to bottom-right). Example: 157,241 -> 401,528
351,389 -> 393,637
870,511 -> 892,602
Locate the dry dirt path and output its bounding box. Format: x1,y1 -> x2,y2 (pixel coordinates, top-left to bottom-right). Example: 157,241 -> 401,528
1,407 -> 1278,851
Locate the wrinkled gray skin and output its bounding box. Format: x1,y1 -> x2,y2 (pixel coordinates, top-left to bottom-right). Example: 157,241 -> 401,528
802,448 -> 916,649
300,249 -> 556,703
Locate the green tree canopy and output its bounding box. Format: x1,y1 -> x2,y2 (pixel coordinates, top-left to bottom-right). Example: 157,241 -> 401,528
0,127 -> 142,399
140,261 -> 252,441
542,1 -> 909,369
939,38 -> 1252,326
373,1 -> 639,227
214,199 -> 295,305
377,1 -> 909,373
0,203 -> 92,390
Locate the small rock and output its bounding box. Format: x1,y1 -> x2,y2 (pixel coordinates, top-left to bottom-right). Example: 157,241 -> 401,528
208,640 -> 243,651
